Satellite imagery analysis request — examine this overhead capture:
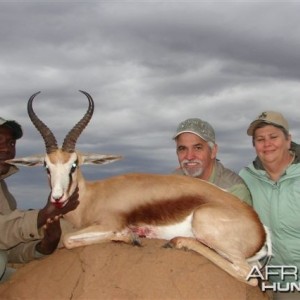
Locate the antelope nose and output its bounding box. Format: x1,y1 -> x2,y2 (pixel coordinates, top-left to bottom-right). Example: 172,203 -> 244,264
51,194 -> 63,203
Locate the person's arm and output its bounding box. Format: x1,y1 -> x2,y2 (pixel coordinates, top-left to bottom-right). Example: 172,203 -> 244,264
4,199 -> 79,263
6,240 -> 40,263
0,187 -> 79,257
35,187 -> 80,255
0,209 -> 41,249
35,215 -> 62,255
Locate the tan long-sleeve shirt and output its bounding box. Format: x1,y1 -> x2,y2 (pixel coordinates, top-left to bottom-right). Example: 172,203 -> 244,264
0,165 -> 43,263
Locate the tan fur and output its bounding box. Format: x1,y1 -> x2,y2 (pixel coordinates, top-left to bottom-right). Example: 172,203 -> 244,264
61,163 -> 265,286
8,91 -> 267,287
8,148 -> 266,287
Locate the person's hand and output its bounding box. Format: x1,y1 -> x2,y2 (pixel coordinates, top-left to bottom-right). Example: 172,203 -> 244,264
37,187 -> 79,228
35,215 -> 62,255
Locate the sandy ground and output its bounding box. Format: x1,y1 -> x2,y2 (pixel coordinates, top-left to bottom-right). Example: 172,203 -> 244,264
0,239 -> 271,300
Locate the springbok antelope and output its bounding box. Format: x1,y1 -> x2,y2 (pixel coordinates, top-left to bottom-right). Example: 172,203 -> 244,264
8,91 -> 271,286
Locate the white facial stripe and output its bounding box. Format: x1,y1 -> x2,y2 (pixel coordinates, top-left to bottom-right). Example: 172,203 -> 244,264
45,152 -> 78,201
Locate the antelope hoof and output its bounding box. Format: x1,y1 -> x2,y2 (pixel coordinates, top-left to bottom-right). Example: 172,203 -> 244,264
163,237 -> 185,250
132,235 -> 142,247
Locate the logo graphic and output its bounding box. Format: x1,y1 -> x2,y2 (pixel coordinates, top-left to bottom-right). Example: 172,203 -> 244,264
258,112 -> 267,119
247,265 -> 300,292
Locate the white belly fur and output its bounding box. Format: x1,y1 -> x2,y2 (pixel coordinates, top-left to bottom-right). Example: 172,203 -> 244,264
131,213 -> 194,240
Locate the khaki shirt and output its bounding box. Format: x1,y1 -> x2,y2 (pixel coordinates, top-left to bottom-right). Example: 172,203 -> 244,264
0,165 -> 43,263
174,160 -> 252,206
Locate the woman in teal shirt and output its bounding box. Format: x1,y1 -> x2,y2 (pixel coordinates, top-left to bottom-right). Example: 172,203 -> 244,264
239,111 -> 300,300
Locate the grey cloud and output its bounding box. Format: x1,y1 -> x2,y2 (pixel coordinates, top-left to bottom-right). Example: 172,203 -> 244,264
1,1 -> 300,209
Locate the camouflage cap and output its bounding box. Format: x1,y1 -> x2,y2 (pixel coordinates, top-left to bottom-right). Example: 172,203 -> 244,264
173,118 -> 215,143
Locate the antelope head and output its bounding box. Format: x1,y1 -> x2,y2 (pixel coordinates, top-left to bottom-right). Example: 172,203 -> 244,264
7,91 -> 122,208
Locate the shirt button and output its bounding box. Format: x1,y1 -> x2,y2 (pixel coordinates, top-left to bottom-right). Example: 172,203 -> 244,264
29,233 -> 35,238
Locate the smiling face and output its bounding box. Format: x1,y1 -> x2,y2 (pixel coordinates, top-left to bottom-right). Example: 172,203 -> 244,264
0,126 -> 16,160
0,126 -> 17,175
253,125 -> 291,166
175,132 -> 217,180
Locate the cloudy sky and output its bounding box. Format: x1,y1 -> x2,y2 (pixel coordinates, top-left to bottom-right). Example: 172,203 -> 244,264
1,1 -> 300,210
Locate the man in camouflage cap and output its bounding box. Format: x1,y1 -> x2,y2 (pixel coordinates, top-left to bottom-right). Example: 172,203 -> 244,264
173,118 -> 252,205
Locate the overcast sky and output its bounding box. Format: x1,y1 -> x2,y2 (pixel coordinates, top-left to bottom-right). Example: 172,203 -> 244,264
1,1 -> 300,210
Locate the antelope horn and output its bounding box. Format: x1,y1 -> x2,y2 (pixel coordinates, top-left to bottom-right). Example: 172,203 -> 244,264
62,90 -> 94,153
27,91 -> 58,154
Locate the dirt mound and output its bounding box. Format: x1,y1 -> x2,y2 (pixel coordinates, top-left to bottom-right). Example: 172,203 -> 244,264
0,239 -> 270,300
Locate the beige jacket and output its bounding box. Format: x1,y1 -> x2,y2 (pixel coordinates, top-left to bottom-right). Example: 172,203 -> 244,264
0,165 -> 43,263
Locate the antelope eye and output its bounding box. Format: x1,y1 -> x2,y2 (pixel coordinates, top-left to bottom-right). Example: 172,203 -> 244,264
70,162 -> 77,173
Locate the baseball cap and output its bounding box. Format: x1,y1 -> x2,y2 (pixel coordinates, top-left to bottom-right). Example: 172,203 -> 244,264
173,118 -> 215,143
247,111 -> 289,136
0,117 -> 23,139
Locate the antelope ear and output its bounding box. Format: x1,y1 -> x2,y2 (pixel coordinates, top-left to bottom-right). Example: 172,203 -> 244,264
81,154 -> 122,165
5,154 -> 45,167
